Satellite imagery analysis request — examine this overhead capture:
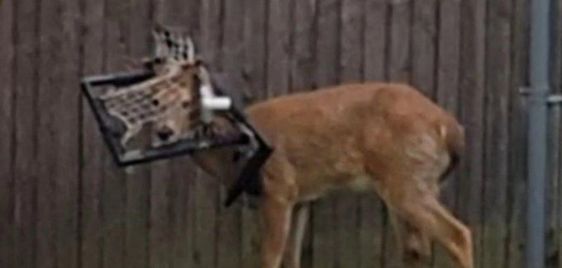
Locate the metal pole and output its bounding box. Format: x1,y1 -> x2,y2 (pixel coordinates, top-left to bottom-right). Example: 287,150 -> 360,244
527,0 -> 551,267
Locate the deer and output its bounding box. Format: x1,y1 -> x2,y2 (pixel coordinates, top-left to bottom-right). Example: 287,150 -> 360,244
148,27 -> 473,268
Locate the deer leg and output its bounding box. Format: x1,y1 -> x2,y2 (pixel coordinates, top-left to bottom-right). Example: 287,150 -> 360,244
386,189 -> 473,268
402,221 -> 432,266
284,204 -> 310,268
389,212 -> 432,267
260,196 -> 293,268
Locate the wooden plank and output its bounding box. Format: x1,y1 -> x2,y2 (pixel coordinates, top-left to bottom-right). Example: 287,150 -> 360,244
507,0 -> 529,265
314,0 -> 340,89
12,0 -> 39,267
0,1 -> 15,267
79,1 -> 106,267
481,0 -> 512,267
241,0 -> 268,266
432,0 -> 460,267
387,0 -> 411,82
385,1 -> 413,267
362,1 -> 387,267
36,0 -> 75,266
150,1 -> 198,267
340,0 -> 363,82
293,0 -> 318,264
266,0 -> 292,97
189,1 -> 222,267
337,0 -> 363,267
435,0 -> 461,202
411,0 -> 437,98
170,157 -> 195,268
289,0 -> 317,265
147,0 -> 173,258
149,159 -> 173,268
363,0 -> 387,82
243,0 -> 268,100
312,0 -> 340,267
101,0 -> 129,267
214,1 -> 247,267
54,0 -> 81,264
123,0 -> 152,267
157,1 -> 201,267
457,0 -> 487,266
179,1 -> 200,267
506,0 -> 529,265
291,0 -> 317,92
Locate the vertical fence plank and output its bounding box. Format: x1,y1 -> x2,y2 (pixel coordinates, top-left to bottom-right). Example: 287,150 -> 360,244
36,0 -> 81,267
364,0 -> 387,82
215,1 -> 246,267
265,0 -> 294,265
12,0 -> 39,266
388,0 -> 411,83
411,0 -> 437,98
435,0 -> 461,210
385,1 -> 412,267
0,1 -> 15,267
362,1 -> 387,267
79,0 -> 106,267
36,2 -> 61,266
312,0 -> 340,267
147,0 -> 173,257
481,0 -> 512,267
124,0 -> 152,267
162,1 -> 201,267
291,0 -> 317,93
337,0 -> 363,267
192,0 -> 223,267
57,0 -> 81,266
433,0 -> 461,266
458,0 -> 487,267
241,0 -> 268,266
149,159 -> 173,268
506,0 -> 529,266
266,0 -> 292,97
290,1 -> 318,265
102,0 -> 129,266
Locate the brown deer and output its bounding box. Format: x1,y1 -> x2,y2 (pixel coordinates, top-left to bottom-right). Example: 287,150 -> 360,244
154,68 -> 472,268
149,28 -> 473,268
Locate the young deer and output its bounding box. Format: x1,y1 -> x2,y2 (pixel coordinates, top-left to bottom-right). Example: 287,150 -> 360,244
150,27 -> 472,268
154,69 -> 472,268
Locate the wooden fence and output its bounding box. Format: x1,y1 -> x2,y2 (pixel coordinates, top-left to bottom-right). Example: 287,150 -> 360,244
2,0 -> 562,267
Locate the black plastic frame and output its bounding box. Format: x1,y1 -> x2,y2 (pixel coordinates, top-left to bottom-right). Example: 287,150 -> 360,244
81,69 -> 251,167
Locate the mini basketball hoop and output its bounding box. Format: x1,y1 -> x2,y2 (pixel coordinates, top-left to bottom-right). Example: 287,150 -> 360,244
80,25 -> 267,168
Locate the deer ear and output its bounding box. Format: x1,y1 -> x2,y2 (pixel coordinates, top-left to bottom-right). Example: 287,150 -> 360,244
186,37 -> 196,63
192,58 -> 203,67
241,89 -> 255,105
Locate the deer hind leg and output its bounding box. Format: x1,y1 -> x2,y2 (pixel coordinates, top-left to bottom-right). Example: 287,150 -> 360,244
260,196 -> 293,268
380,181 -> 473,268
389,212 -> 432,266
284,204 -> 310,268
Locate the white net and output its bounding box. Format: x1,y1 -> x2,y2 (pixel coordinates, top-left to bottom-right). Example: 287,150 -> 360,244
100,63 -> 200,146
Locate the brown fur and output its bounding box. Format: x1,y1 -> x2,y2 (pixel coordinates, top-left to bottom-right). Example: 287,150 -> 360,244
188,82 -> 472,268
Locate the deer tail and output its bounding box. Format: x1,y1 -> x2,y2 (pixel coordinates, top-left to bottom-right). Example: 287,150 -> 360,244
439,118 -> 465,180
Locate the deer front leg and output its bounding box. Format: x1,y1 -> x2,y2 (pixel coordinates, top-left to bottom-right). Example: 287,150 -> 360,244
284,204 -> 310,268
260,196 -> 293,268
